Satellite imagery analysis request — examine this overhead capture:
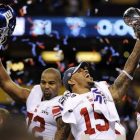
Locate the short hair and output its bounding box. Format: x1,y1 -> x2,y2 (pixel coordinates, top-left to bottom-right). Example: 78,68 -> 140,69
0,108 -> 11,122
42,68 -> 61,82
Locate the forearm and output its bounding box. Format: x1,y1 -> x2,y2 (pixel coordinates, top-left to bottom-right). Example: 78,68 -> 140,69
0,59 -> 30,103
55,117 -> 71,140
109,40 -> 140,103
123,40 -> 140,76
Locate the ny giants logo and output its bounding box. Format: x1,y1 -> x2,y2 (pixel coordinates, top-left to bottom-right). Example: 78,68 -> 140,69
3,10 -> 13,21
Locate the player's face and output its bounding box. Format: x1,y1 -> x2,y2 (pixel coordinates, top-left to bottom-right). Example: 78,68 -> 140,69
40,72 -> 60,100
71,67 -> 94,88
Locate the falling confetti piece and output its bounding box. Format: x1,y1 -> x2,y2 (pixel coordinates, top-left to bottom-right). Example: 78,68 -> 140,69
28,42 -> 36,57
36,42 -> 45,49
68,63 -> 75,67
94,26 -> 100,29
105,38 -> 110,44
63,35 -> 68,45
95,8 -> 98,14
51,30 -> 60,39
87,9 -> 90,16
27,79 -> 33,86
17,78 -> 22,84
38,55 -> 46,66
19,8 -> 24,16
123,39 -> 129,44
27,17 -> 33,24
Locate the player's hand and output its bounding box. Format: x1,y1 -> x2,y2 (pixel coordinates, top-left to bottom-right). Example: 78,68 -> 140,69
132,22 -> 140,39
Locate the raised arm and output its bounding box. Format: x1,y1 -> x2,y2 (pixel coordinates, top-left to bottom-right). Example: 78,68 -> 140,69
0,59 -> 30,104
55,117 -> 71,140
109,40 -> 140,104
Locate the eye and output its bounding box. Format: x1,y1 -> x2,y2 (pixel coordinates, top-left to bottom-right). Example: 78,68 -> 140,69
49,82 -> 55,85
41,81 -> 46,84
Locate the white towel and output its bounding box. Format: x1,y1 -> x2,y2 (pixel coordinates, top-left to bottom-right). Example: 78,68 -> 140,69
93,81 -> 120,122
58,92 -> 83,124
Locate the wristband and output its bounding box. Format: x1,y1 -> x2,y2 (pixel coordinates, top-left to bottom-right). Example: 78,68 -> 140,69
122,70 -> 133,80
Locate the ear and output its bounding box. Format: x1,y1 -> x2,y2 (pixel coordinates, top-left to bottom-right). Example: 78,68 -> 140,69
68,79 -> 75,86
0,119 -> 3,125
59,80 -> 62,86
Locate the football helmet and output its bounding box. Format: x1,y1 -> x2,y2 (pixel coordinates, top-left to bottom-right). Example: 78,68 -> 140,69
0,4 -> 16,45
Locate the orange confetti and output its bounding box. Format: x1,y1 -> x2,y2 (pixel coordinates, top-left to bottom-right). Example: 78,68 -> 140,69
27,17 -> 33,24
17,78 -> 22,84
19,8 -> 24,16
37,44 -> 45,49
31,33 -> 38,37
122,95 -> 126,101
123,39 -> 129,44
68,63 -> 75,67
105,38 -> 110,44
5,44 -> 8,50
109,56 -> 112,62
30,59 -> 34,66
94,25 -> 100,29
56,61 -> 61,67
127,97 -> 132,102
60,67 -> 64,72
69,25 -> 77,30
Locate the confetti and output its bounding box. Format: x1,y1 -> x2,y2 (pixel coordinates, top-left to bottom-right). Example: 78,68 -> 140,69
68,63 -> 75,67
36,42 -> 45,49
17,71 -> 24,75
21,106 -> 27,115
105,38 -> 110,44
27,17 -> 33,24
123,39 -> 129,44
63,35 -> 68,45
26,79 -> 33,86
81,34 -> 86,38
19,8 -> 24,16
22,6 -> 28,14
53,44 -> 60,51
38,55 -> 46,66
87,9 -> 90,16
51,30 -> 60,39
21,38 -> 30,42
95,8 -> 98,14
28,42 -> 36,57
94,26 -> 100,29
12,36 -> 17,41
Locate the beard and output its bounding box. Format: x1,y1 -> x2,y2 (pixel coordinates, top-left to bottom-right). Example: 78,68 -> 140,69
43,93 -> 52,100
87,81 -> 95,87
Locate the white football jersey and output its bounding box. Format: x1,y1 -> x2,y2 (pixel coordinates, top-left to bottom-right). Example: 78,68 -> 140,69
26,85 -> 61,139
115,122 -> 126,140
71,92 -> 115,140
58,81 -> 121,140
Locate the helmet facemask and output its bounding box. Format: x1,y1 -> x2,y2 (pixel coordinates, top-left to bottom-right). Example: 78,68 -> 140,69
0,27 -> 9,46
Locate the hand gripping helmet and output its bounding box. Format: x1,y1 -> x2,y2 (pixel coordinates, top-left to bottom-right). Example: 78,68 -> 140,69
0,4 -> 16,45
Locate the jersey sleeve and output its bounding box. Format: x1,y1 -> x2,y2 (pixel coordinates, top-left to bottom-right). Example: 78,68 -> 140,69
52,106 -> 61,121
26,85 -> 43,110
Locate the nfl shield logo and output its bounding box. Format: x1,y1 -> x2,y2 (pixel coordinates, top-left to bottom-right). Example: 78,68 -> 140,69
67,73 -> 71,77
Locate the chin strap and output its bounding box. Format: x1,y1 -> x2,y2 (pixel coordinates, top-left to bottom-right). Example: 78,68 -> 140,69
0,37 -> 7,50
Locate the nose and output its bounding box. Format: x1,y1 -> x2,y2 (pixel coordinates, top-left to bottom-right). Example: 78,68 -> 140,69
84,69 -> 89,73
45,83 -> 49,89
